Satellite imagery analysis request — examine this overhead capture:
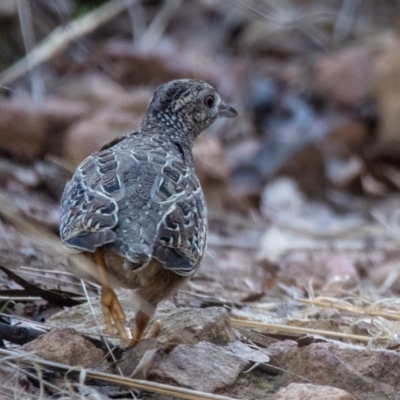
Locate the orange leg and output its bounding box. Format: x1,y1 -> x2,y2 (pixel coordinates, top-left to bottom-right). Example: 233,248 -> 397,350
93,249 -> 127,339
127,310 -> 151,348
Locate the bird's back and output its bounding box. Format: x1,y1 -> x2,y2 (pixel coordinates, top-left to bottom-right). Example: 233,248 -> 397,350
60,131 -> 207,276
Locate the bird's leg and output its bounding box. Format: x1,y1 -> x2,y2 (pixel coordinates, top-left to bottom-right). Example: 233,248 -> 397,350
127,309 -> 151,348
93,249 -> 127,339
146,319 -> 162,339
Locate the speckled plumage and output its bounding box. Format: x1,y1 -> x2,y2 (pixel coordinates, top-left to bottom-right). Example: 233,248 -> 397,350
59,79 -> 237,343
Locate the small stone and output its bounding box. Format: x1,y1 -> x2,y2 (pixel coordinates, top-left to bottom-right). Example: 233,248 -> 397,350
268,341 -> 400,400
156,306 -> 236,346
272,383 -> 356,400
315,46 -> 372,107
278,249 -> 359,290
149,341 -> 249,392
21,328 -> 104,368
227,340 -> 270,363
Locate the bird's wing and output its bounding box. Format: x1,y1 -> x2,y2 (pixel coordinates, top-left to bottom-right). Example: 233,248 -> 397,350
153,164 -> 207,276
60,134 -> 168,267
60,148 -> 124,252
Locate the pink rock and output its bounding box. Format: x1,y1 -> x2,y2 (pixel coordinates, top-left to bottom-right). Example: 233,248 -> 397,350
315,47 -> 373,107
278,249 -> 359,290
149,341 -> 248,393
63,110 -> 141,167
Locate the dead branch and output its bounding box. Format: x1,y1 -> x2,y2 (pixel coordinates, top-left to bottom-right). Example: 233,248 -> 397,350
0,0 -> 137,87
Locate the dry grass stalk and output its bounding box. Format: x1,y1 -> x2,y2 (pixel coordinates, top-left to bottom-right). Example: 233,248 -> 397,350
0,348 -> 238,400
0,0 -> 137,86
230,318 -> 375,343
139,0 -> 182,49
298,297 -> 400,320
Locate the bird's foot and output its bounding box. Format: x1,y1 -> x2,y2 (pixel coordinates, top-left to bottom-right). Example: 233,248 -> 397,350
101,286 -> 128,339
127,319 -> 162,348
126,309 -> 153,348
146,319 -> 162,339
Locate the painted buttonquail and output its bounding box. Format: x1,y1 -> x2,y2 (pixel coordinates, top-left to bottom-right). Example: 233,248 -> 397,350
60,79 -> 237,346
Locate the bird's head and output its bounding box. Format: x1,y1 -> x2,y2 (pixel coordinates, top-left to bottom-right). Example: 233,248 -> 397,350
144,79 -> 237,143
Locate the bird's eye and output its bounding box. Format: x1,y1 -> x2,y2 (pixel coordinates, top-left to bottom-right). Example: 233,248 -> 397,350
204,95 -> 215,108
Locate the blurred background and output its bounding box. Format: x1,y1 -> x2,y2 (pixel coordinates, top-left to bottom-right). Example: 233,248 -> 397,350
3,1 -> 400,396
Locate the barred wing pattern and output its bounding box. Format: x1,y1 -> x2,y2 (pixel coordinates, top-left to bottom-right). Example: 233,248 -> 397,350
152,160 -> 207,275
60,150 -> 122,251
60,133 -> 207,276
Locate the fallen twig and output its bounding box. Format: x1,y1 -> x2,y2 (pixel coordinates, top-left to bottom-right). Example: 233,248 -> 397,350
0,264 -> 82,307
0,322 -> 45,345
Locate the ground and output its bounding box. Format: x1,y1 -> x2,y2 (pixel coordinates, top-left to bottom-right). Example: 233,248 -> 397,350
2,1 -> 400,399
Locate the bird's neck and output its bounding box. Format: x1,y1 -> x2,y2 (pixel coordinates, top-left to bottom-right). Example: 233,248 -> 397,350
141,115 -> 198,149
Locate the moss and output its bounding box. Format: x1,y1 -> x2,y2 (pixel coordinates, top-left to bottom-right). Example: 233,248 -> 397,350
247,374 -> 275,392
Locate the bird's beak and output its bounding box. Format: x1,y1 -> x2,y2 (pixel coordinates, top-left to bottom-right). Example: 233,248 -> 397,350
218,102 -> 238,118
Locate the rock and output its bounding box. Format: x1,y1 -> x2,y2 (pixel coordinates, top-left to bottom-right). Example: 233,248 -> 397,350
266,340 -> 298,359
269,341 -> 400,400
272,383 -> 356,400
59,73 -> 152,115
315,46 -> 373,107
227,340 -> 270,363
36,97 -> 90,156
149,341 -> 249,392
63,110 -> 141,167
47,296 -> 235,348
261,178 -> 306,220
278,249 -> 359,290
0,97 -> 88,159
59,73 -> 130,107
104,40 -> 224,87
21,328 -> 104,368
0,99 -> 47,159
156,306 -> 236,346
239,22 -> 310,59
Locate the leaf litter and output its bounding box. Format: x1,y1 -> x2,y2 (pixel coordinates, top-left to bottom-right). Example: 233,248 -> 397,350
2,0 -> 400,399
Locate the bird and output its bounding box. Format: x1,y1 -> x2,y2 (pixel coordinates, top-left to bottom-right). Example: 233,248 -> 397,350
59,79 -> 237,347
